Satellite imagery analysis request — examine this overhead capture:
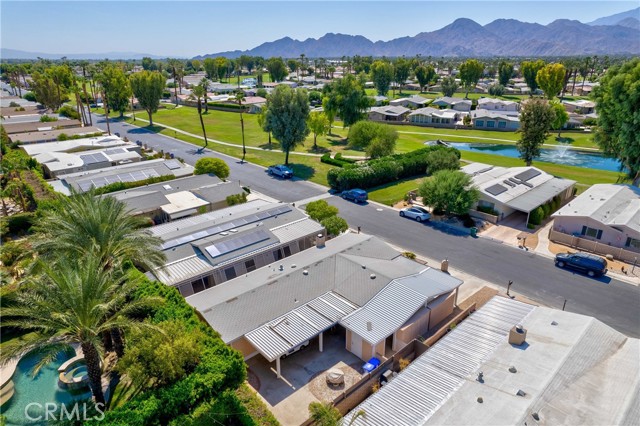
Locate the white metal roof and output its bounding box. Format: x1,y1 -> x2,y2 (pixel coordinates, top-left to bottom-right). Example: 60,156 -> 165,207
340,268 -> 463,345
21,135 -> 130,156
160,191 -> 209,215
346,296 -> 535,426
245,291 -> 358,361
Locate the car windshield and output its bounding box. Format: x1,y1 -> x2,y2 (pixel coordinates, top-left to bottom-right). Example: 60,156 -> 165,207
414,207 -> 429,213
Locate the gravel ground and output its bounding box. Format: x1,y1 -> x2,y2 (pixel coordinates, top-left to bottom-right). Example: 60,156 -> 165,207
308,362 -> 363,402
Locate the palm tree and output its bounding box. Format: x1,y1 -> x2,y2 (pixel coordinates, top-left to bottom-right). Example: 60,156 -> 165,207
0,255 -> 162,405
236,91 -> 246,163
189,84 -> 209,153
200,77 -> 210,113
30,189 -> 166,272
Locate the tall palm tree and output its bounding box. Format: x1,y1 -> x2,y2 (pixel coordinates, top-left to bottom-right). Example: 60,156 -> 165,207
236,91 -> 246,163
200,77 -> 210,113
189,84 -> 209,153
0,256 -> 162,405
30,190 -> 166,272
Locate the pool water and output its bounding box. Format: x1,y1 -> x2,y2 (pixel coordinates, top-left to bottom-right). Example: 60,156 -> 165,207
1,352 -> 92,426
450,142 -> 624,172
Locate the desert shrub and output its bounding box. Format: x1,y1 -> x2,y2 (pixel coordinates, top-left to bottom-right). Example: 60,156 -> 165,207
39,115 -> 57,122
226,192 -> 248,206
9,101 -> 20,107
57,105 -> 79,120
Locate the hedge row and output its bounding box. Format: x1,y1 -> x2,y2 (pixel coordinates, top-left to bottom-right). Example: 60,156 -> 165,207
87,275 -> 247,426
207,102 -> 247,110
327,146 -> 460,191
94,175 -> 176,195
529,195 -> 562,226
321,153 -> 355,168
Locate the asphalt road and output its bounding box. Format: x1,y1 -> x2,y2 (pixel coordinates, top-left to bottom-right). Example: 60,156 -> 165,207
91,113 -> 640,338
92,114 -> 326,203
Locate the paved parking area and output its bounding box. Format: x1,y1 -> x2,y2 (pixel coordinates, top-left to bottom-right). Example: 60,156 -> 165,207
246,330 -> 363,426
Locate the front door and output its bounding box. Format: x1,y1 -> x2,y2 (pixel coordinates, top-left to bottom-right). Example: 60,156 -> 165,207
350,333 -> 362,359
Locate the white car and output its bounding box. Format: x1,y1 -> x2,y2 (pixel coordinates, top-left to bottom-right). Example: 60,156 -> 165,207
399,206 -> 431,222
281,340 -> 309,358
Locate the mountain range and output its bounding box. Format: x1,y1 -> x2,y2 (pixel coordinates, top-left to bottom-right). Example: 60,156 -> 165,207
197,9 -> 640,59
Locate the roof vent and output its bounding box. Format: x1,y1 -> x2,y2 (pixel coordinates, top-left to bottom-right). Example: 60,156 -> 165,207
367,321 -> 372,331
229,229 -> 238,233
476,372 -> 484,383
532,412 -> 540,421
291,264 -> 297,268
303,270 -> 308,275
551,321 -> 558,326
279,264 -> 284,271
516,389 -> 526,397
370,273 -> 376,279
361,264 -> 366,269
509,366 -> 517,373
477,397 -> 483,403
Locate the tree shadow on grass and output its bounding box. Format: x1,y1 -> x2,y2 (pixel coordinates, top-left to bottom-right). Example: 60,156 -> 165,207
328,137 -> 348,147
307,146 -> 331,154
555,137 -> 575,144
258,142 -> 280,150
290,164 -> 316,181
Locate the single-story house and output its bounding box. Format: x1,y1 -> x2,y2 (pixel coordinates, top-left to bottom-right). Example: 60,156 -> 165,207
552,184 -> 640,252
35,146 -> 141,178
346,296 -> 639,426
408,107 -> 463,127
562,100 -> 596,114
471,109 -> 521,130
370,95 -> 388,106
390,95 -> 429,109
21,135 -> 135,157
431,97 -> 472,112
209,83 -> 238,94
463,163 -> 575,223
476,98 -> 520,115
150,199 -> 324,297
9,126 -> 104,144
225,96 -> 266,114
1,119 -> 82,135
108,174 -> 245,224
368,105 -> 410,122
48,158 -> 194,195
186,232 -> 462,378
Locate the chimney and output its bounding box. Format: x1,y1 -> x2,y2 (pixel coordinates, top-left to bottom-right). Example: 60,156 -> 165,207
508,324 -> 527,346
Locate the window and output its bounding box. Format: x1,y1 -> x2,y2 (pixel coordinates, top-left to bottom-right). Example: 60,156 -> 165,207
478,200 -> 495,209
498,121 -> 506,128
581,226 -> 603,240
283,246 -> 292,257
476,120 -> 484,127
224,266 -> 237,281
626,237 -> 640,249
487,121 -> 495,128
273,249 -> 283,261
192,279 -> 205,294
245,259 -> 256,272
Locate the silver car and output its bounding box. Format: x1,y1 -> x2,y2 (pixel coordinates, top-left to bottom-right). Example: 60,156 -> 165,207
399,206 -> 431,222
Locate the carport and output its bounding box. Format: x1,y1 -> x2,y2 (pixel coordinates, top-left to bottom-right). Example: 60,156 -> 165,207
244,291 -> 358,378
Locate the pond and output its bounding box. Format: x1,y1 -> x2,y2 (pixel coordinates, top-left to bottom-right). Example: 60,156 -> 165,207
449,142 -> 623,172
1,352 -> 92,426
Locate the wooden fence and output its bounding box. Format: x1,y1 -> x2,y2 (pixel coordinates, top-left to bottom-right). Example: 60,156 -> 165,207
549,229 -> 640,264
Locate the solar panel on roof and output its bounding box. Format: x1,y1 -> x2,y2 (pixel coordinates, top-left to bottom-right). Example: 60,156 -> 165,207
503,180 -> 516,187
486,184 -> 508,196
204,229 -> 270,258
104,147 -> 127,155
514,168 -> 541,182
164,159 -> 182,170
80,153 -> 108,165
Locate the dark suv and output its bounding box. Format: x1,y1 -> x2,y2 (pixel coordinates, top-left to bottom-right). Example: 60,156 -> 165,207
555,252 -> 607,277
341,189 -> 368,203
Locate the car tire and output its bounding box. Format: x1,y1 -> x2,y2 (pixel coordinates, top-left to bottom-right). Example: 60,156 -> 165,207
399,211 -> 405,217
557,261 -> 565,268
268,169 -> 273,175
415,216 -> 422,222
342,194 -> 347,199
587,270 -> 595,277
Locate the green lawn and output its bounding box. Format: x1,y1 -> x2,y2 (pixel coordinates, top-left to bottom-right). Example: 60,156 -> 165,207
367,176 -> 426,206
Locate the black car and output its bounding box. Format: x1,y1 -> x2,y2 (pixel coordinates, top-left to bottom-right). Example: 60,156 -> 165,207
555,252 -> 607,277
341,189 -> 368,203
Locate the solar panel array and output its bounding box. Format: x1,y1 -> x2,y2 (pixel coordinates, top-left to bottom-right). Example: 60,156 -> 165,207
160,205 -> 292,250
485,183 -> 507,196
204,229 -> 270,258
104,147 -> 128,155
164,159 -> 182,170
514,168 -> 541,182
80,152 -> 109,165
77,168 -> 161,192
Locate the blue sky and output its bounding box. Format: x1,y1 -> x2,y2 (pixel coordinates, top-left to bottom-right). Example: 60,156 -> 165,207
1,1 -> 637,57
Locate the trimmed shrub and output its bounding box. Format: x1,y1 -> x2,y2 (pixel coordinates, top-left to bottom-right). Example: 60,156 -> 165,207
24,92 -> 36,102
305,199 -> 338,222
57,133 -> 69,141
334,152 -> 356,163
57,105 -> 80,120
320,153 -> 355,168
327,146 -> 460,191
194,158 -> 230,179
39,115 -> 57,122
529,206 -> 544,225
207,102 -> 246,111
542,202 -> 551,219
527,223 -> 536,229
321,215 -> 348,236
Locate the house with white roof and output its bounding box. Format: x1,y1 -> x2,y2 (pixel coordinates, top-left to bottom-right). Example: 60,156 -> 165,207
35,146 -> 141,178
20,135 -> 134,157
408,107 -> 464,128
431,96 -> 472,112
389,95 -> 429,109
562,99 -> 596,114
552,184 -> 640,252
368,105 -> 410,122
471,109 -> 521,130
463,163 -> 575,222
186,232 -> 462,378
346,296 -> 639,426
476,97 -> 520,115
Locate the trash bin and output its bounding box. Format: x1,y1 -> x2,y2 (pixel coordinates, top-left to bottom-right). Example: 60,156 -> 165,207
470,227 -> 478,237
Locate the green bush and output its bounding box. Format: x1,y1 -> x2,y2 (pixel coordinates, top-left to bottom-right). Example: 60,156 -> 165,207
57,133 -> 69,141
9,101 -> 20,107
226,192 -> 248,206
194,158 -> 230,179
327,146 -> 459,191
527,223 -> 536,229
529,206 -> 544,225
24,92 -> 36,102
4,212 -> 35,234
582,117 -> 597,126
207,102 -> 246,110
333,152 -> 356,164
425,149 -> 460,175
162,90 -> 172,99
39,115 -> 58,122
320,153 -> 353,168
321,215 -> 349,236
476,205 -> 499,216
57,105 -> 80,120
542,202 -> 551,219
305,199 -> 339,222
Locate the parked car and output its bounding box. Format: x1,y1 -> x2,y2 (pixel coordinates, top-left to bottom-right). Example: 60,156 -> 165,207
281,340 -> 309,358
399,206 -> 431,222
341,189 -> 368,203
268,164 -> 293,179
554,252 -> 607,277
